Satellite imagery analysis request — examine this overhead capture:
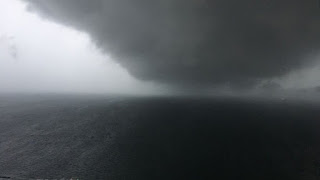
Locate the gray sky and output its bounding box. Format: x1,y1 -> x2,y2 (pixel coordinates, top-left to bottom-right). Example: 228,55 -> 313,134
23,0 -> 320,90
1,0 -> 320,95
0,0 -> 162,94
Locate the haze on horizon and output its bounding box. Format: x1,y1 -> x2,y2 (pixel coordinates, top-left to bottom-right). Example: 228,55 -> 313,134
1,0 -> 320,96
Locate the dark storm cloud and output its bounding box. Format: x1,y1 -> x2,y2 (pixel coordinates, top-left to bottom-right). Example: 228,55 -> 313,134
24,0 -> 320,87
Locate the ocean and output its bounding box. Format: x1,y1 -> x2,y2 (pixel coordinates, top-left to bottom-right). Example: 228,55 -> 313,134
0,94 -> 320,179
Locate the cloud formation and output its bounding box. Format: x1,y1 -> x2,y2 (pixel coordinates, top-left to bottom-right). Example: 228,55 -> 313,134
24,0 -> 320,87
0,35 -> 18,59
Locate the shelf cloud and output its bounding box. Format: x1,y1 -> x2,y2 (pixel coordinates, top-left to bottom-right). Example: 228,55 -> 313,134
25,0 -> 320,88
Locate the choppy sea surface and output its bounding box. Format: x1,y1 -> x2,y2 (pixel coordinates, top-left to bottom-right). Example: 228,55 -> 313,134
1,94 -> 320,179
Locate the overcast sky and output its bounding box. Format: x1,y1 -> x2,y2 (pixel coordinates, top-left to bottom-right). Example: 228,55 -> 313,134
1,0 -> 320,95
0,0 -> 164,95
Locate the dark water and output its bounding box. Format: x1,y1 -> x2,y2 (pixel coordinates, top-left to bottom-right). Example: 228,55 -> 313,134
1,95 -> 320,179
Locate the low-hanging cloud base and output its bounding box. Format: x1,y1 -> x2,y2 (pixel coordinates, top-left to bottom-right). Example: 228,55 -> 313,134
25,0 -> 320,88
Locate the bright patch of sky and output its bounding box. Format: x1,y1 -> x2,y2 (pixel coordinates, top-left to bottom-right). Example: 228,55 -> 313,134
0,0 -> 162,95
